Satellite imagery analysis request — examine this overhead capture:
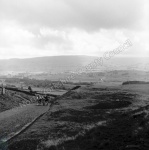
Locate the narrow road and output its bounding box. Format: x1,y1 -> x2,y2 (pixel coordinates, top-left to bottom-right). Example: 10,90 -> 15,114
0,104 -> 49,141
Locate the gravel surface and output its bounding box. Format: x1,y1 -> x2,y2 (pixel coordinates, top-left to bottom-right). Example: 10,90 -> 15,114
0,104 -> 49,140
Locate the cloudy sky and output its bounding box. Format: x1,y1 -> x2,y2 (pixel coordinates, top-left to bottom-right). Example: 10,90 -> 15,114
0,0 -> 148,59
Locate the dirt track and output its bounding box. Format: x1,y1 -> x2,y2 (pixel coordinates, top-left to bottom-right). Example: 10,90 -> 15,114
0,104 -> 48,142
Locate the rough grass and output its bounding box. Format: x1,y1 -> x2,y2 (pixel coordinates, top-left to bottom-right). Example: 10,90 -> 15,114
8,85 -> 149,150
55,107 -> 149,150
0,90 -> 34,112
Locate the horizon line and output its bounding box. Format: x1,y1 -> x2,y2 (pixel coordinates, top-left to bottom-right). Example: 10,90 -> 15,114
0,55 -> 149,60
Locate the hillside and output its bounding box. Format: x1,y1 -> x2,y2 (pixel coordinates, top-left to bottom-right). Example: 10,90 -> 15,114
0,91 -> 34,112
0,56 -> 95,73
0,56 -> 149,74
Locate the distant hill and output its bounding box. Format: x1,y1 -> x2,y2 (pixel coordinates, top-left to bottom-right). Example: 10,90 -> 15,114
0,56 -> 96,73
0,56 -> 149,73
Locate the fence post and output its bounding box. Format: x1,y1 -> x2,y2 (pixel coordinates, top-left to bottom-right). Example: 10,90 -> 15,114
1,84 -> 5,95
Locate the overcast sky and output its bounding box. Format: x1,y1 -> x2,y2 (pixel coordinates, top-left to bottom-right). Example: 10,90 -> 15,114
0,0 -> 148,59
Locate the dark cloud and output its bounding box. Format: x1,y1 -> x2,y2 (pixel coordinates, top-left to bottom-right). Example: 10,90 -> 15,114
0,0 -> 143,31
0,0 -> 147,59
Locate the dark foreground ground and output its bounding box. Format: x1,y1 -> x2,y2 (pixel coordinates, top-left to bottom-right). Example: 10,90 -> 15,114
2,84 -> 149,150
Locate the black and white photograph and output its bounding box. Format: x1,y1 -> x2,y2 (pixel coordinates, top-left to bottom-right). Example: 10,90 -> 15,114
0,0 -> 149,149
